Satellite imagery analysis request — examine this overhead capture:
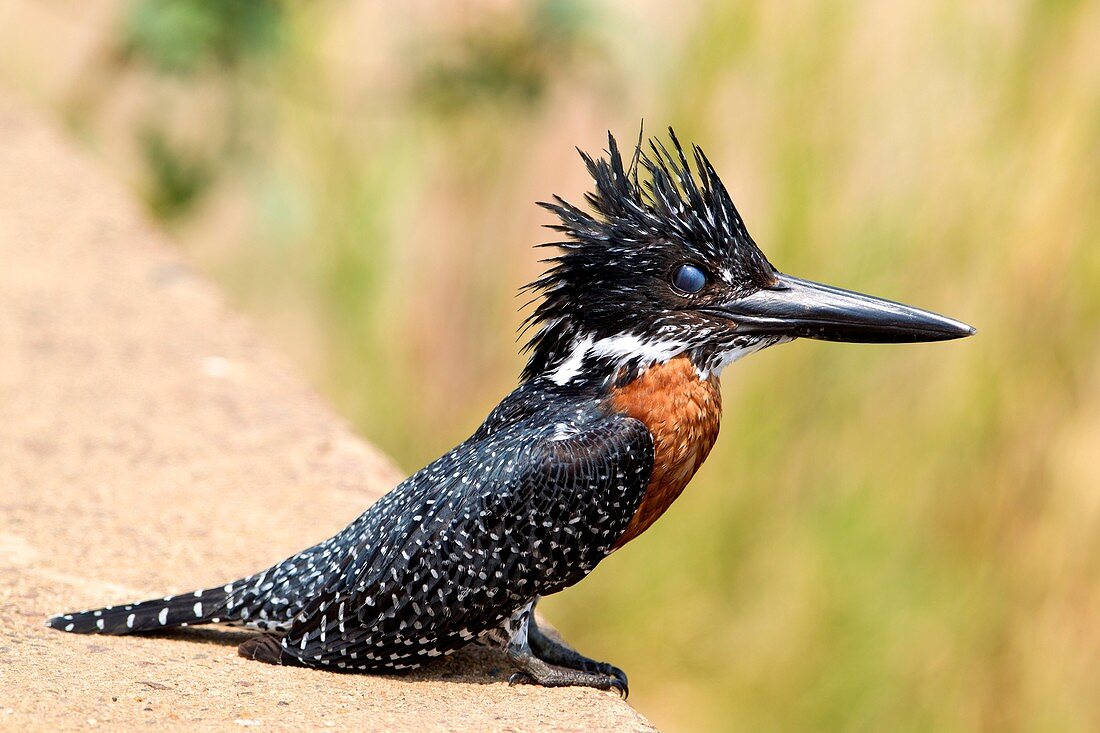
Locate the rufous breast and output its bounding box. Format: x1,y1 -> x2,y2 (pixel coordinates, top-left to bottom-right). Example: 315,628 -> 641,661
608,355 -> 721,549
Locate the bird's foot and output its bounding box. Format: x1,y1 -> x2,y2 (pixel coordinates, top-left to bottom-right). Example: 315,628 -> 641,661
506,650 -> 628,698
501,599 -> 628,696
238,633 -> 299,666
527,613 -> 629,693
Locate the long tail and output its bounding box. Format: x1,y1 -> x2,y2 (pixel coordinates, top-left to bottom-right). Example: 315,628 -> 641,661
47,583 -> 238,635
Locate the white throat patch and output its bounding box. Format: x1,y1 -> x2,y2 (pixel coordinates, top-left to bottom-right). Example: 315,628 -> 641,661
548,333 -> 690,385
697,336 -> 790,380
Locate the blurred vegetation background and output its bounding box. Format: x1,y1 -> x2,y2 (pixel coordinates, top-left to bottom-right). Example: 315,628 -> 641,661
3,0 -> 1099,729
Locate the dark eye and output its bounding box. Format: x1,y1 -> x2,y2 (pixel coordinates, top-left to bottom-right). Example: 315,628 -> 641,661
671,263 -> 707,294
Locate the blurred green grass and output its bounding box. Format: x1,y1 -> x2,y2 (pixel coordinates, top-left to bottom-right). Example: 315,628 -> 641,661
3,0 -> 1100,729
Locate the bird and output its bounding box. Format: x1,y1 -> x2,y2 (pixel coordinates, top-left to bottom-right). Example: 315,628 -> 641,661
47,129 -> 974,696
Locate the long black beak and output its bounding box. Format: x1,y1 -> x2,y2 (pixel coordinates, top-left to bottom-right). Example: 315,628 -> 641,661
710,273 -> 975,343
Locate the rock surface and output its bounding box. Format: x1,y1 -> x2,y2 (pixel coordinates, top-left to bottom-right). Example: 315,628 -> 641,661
0,94 -> 655,732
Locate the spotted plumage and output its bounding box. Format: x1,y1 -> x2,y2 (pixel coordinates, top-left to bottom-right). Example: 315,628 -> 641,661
48,129 -> 974,694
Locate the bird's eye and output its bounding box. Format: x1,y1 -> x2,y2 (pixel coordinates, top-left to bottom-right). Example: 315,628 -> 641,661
671,264 -> 708,294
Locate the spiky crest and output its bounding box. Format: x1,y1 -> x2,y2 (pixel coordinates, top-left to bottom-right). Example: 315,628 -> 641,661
520,128 -> 774,382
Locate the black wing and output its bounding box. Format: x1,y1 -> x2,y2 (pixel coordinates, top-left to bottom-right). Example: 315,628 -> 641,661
280,412 -> 654,670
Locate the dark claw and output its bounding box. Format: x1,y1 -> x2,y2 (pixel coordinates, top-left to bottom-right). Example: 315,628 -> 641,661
609,668 -> 629,698
583,661 -> 628,695
508,671 -> 534,687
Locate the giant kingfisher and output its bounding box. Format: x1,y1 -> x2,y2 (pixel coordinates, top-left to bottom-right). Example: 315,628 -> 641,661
49,130 -> 974,696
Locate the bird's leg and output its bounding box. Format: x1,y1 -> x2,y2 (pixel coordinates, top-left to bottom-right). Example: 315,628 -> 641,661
505,602 -> 628,697
527,613 -> 628,690
237,633 -> 302,667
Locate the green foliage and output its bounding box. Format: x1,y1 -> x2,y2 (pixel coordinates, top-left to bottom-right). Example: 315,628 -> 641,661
412,0 -> 596,117
139,127 -> 213,219
123,0 -> 284,75
107,0 -> 289,215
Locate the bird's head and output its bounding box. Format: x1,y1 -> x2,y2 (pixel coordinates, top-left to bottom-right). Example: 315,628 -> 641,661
521,130 -> 974,386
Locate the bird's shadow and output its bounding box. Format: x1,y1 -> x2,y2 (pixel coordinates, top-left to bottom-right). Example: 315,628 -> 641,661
142,626 -> 511,687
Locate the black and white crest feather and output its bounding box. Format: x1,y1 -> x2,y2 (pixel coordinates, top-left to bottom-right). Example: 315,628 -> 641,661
520,128 -> 776,382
